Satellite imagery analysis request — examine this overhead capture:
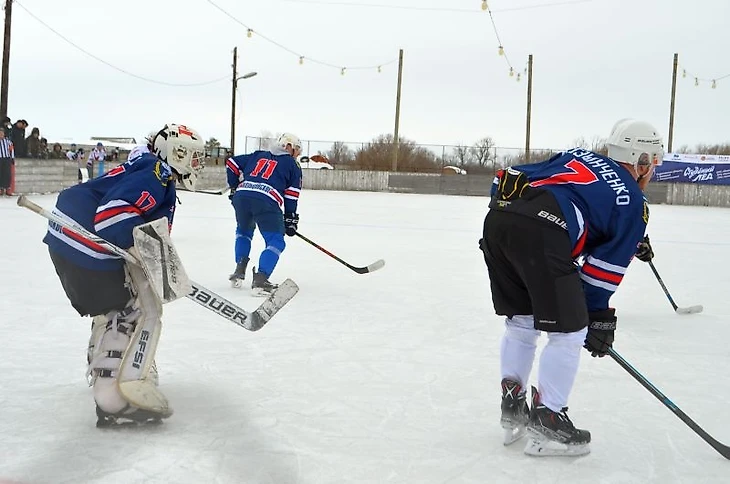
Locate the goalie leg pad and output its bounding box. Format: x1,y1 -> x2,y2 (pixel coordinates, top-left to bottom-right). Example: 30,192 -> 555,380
116,262 -> 172,418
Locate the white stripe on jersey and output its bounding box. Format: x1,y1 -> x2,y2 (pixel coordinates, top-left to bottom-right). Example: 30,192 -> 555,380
127,145 -> 149,161
94,212 -> 139,232
579,272 -> 618,292
584,255 -> 627,274
45,228 -> 121,260
572,202 -> 585,242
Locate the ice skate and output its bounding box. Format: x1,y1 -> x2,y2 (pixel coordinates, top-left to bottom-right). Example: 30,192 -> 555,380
228,257 -> 249,288
500,378 -> 530,445
251,267 -> 278,297
524,386 -> 591,456
95,404 -> 164,428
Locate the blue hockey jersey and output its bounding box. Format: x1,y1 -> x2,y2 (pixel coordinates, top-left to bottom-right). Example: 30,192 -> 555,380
226,149 -> 302,214
43,153 -> 177,271
495,148 -> 649,312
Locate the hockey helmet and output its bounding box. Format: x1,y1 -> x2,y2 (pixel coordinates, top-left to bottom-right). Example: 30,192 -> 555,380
152,124 -> 205,191
607,119 -> 664,169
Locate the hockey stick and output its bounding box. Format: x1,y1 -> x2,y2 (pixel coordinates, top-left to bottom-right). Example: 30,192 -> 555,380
609,348 -> 730,459
648,261 -> 703,314
295,232 -> 385,274
17,195 -> 298,331
178,186 -> 230,196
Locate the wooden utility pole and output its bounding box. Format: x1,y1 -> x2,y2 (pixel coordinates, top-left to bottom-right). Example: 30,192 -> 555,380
668,52 -> 678,152
1,0 -> 13,120
230,46 -> 238,154
392,49 -> 404,171
525,54 -> 533,163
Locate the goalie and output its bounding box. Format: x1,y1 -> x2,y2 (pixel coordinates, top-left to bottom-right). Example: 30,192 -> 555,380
42,124 -> 205,427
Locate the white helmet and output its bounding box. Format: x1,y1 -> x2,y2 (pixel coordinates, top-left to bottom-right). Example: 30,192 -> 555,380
152,124 -> 205,191
277,132 -> 302,152
607,119 -> 664,169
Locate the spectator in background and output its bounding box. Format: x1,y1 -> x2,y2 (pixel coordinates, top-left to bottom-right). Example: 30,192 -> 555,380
87,142 -> 105,179
76,148 -> 86,183
66,143 -> 78,161
26,127 -> 41,158
50,143 -> 64,159
39,137 -> 49,159
2,116 -> 11,137
11,119 -> 27,158
0,129 -> 14,196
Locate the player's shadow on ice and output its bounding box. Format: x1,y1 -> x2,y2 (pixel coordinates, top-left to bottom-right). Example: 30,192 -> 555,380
11,381 -> 303,484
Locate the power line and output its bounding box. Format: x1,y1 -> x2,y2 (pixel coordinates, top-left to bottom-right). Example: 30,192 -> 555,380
14,1 -> 230,87
204,0 -> 397,71
281,0 -> 596,14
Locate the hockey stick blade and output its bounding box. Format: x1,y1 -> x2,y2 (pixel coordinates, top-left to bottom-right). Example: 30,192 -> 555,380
610,348 -> 730,459
351,259 -> 385,274
17,195 -> 297,331
248,279 -> 299,331
295,232 -> 385,275
676,305 -> 704,315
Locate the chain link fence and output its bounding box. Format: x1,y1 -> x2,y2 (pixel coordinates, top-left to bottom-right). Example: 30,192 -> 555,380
240,136 -> 561,174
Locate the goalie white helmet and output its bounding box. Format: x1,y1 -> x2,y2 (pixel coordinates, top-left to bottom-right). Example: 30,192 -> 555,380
277,132 -> 302,153
607,119 -> 664,169
152,124 -> 205,191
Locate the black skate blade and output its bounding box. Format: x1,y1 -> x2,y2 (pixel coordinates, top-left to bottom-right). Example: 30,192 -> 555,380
96,405 -> 165,429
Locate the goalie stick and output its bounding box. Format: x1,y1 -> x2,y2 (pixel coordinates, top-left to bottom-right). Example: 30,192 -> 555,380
648,261 -> 703,315
295,232 -> 385,274
17,195 -> 298,331
609,348 -> 730,459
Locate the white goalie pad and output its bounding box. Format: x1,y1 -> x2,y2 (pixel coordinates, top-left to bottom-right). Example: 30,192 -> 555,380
132,217 -> 192,304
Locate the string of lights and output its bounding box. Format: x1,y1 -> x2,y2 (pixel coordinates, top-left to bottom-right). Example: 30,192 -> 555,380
205,0 -> 397,74
481,1 -> 522,83
679,64 -> 730,89
14,1 -> 230,87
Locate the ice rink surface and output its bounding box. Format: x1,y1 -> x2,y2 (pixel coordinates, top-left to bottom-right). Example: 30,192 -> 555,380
1,189 -> 728,484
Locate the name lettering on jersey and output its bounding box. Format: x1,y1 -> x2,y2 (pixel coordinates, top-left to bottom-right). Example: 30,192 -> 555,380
566,148 -> 631,206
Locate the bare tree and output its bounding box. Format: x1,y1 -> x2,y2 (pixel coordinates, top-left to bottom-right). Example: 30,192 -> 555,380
449,144 -> 472,168
469,136 -> 495,168
327,141 -> 355,165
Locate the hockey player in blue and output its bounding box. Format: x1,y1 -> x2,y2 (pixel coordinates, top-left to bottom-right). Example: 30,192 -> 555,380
480,119 -> 663,456
226,133 -> 303,295
43,124 -> 205,427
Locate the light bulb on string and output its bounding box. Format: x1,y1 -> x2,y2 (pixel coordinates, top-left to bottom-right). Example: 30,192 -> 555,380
516,73 -> 521,82
509,67 -> 514,77
695,77 -> 699,86
498,45 -> 504,56
377,66 -> 382,73
682,69 -> 686,78
247,29 -> 253,38
481,0 -> 488,11
299,56 -> 304,65
712,80 -> 717,89
341,67 -> 346,76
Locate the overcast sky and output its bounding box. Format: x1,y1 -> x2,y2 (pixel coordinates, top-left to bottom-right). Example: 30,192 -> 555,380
8,0 -> 730,154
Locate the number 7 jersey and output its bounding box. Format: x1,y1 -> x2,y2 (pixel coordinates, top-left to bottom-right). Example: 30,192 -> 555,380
226,150 -> 303,214
502,147 -> 648,312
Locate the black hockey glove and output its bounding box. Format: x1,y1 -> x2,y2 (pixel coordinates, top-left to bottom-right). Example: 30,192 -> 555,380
584,308 -> 616,358
635,235 -> 654,263
495,167 -> 530,202
284,212 -> 299,237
